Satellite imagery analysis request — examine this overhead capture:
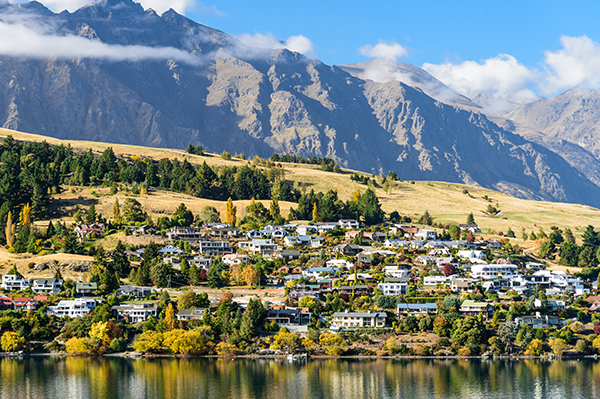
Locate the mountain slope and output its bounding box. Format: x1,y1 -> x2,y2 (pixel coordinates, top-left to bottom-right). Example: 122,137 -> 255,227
0,1 -> 600,207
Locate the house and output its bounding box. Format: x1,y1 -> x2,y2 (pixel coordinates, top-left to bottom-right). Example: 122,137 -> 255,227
410,240 -> 427,250
384,239 -> 411,249
32,278 -> 62,294
1,274 -> 31,291
378,281 -> 408,296
346,274 -> 374,283
296,225 -> 317,236
313,222 -> 339,233
515,314 -> 565,329
414,229 -> 436,240
198,241 -> 233,256
238,239 -> 278,256
424,275 -> 454,286
288,290 -> 320,301
336,285 -> 371,296
177,308 -> 209,321
124,248 -> 145,259
76,282 -> 98,295
167,226 -> 203,241
326,259 -> 354,269
74,223 -> 105,239
130,225 -> 157,236
451,278 -> 474,293
535,299 -> 565,312
210,226 -> 241,239
112,302 -> 158,323
189,256 -> 213,270
158,245 -> 186,256
385,265 -> 409,278
456,250 -> 485,260
12,297 -> 40,311
345,230 -> 362,241
397,303 -> 437,316
266,306 -> 312,326
389,225 -> 419,237
47,298 -> 98,318
470,264 -> 519,280
335,244 -> 362,256
338,219 -> 360,229
222,254 -> 252,266
0,296 -> 13,310
526,262 -> 545,271
275,265 -> 303,275
459,300 -> 494,319
116,285 -> 154,298
275,250 -> 301,261
331,311 -> 387,328
459,224 -> 481,233
302,267 -> 340,279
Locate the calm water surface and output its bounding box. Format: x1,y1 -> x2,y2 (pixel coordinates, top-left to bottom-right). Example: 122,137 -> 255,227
0,356 -> 598,399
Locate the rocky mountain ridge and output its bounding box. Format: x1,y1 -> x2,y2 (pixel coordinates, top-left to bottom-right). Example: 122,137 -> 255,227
1,0 -> 600,206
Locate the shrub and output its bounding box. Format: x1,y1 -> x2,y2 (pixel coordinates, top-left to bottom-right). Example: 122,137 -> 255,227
458,346 -> 471,356
525,339 -> 543,356
569,321 -> 586,333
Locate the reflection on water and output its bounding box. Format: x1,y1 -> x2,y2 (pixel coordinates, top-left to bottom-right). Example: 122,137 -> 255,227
0,356 -> 597,399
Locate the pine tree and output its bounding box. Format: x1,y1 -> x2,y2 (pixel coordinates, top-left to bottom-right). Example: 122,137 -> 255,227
86,204 -> 97,224
180,258 -> 190,280
207,264 -> 223,288
269,197 -> 280,220
312,202 -> 319,222
46,221 -> 55,238
466,212 -> 475,224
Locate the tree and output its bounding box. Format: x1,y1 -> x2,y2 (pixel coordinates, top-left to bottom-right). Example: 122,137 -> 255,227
466,213 -> 475,224
450,316 -> 485,346
582,225 -> 599,247
132,330 -> 164,353
172,203 -> 194,226
443,263 -> 456,277
200,206 -> 221,223
19,203 -> 32,226
420,210 -> 433,226
525,339 -> 544,356
448,224 -> 460,240
4,210 -> 15,248
239,298 -> 265,340
225,197 -> 236,225
270,328 -> 302,353
178,291 -> 209,309
164,303 -> 177,331
312,202 -> 319,222
86,204 -> 97,225
549,338 -> 567,357
113,198 -> 121,222
319,333 -> 345,355
538,240 -> 555,259
564,228 -> 576,244
123,198 -> 146,223
269,197 -> 281,221
207,264 -> 224,288
1,331 -> 27,352
433,316 -> 451,337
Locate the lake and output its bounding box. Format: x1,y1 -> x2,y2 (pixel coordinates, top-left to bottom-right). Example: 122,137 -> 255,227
0,356 -> 598,399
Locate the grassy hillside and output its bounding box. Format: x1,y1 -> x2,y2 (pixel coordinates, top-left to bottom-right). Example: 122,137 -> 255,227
2,127 -> 600,243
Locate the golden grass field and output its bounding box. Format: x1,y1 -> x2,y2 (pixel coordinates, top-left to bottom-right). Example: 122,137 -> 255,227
2,126 -> 599,242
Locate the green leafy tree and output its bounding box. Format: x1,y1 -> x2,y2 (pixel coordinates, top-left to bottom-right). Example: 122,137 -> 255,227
239,298 -> 266,340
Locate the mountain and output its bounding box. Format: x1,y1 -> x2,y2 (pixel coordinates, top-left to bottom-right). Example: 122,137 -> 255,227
507,87 -> 600,159
1,1 -> 600,207
338,59 -> 480,109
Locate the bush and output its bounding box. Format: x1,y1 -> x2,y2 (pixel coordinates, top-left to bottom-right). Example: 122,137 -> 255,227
569,321 -> 586,333
458,346 -> 471,356
110,337 -> 127,352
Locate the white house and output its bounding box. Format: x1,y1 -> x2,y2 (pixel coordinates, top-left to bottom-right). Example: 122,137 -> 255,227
456,250 -> 485,260
414,229 -> 436,240
296,225 -> 317,235
189,256 -> 212,270
302,267 -> 340,279
470,264 -> 519,279
377,282 -> 408,296
424,275 -> 456,286
384,239 -> 411,249
384,265 -> 409,278
32,278 -> 63,294
238,239 -> 278,256
112,302 -> 158,323
158,245 -> 186,256
1,274 -> 30,291
331,311 -> 387,328
326,259 -> 354,269
47,298 -> 98,318
338,219 -> 360,229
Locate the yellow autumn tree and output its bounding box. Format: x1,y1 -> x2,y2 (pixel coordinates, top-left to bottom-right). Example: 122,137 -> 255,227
132,331 -> 163,353
312,202 -> 319,222
89,321 -> 111,346
241,265 -> 259,286
225,197 -> 237,225
19,203 -> 31,225
5,211 -> 15,248
165,303 -> 177,331
1,331 -> 27,352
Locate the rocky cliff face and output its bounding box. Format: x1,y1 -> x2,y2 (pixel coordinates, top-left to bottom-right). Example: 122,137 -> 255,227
1,0 -> 600,207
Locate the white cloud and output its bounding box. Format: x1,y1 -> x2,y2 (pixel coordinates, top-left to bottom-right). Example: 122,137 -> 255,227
423,54 -> 539,114
542,35 -> 600,94
236,33 -> 315,57
0,21 -> 201,64
358,41 -> 408,60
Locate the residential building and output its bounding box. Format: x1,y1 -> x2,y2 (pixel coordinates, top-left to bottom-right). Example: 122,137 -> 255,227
112,302 -> 158,323
456,250 -> 485,260
296,225 -> 317,235
338,219 -> 360,229
336,285 -> 371,296
177,308 -> 209,321
74,223 -> 105,239
326,259 -> 354,269
238,239 -> 278,256
158,245 -> 186,256
198,241 -> 233,256
12,297 -> 41,311
276,250 -> 301,261
331,311 -> 387,328
335,244 -> 362,256
222,254 -> 252,266
47,298 -> 98,318
189,256 -> 212,270
470,264 -> 519,279
459,300 -> 495,319
167,227 -> 203,241
76,282 -> 98,295
266,306 -> 312,326
459,224 -> 481,233
116,285 -> 154,298
377,282 -> 408,296
384,239 -> 411,249
451,278 -> 474,293
385,265 -> 409,278
1,274 -> 30,291
424,275 -> 454,286
302,267 -> 340,279
414,229 -> 436,240
313,222 -> 339,233
515,314 -> 565,328
397,303 -> 437,316
32,278 -> 62,294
